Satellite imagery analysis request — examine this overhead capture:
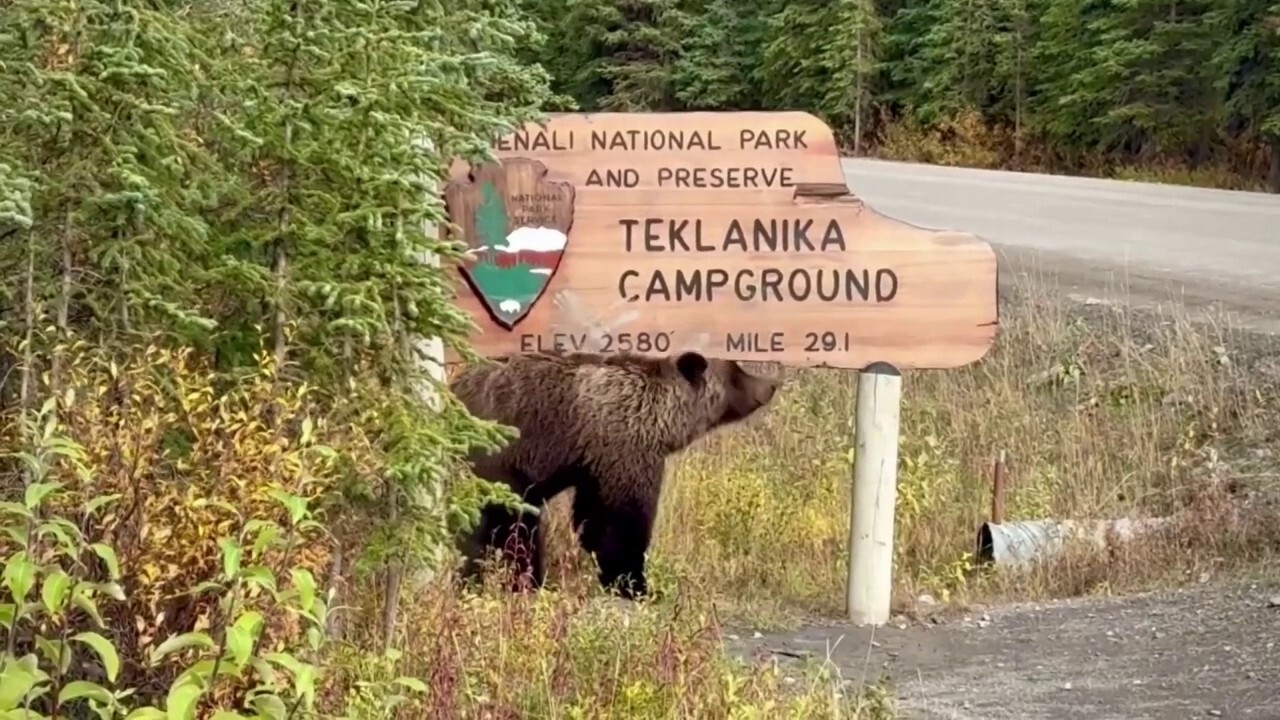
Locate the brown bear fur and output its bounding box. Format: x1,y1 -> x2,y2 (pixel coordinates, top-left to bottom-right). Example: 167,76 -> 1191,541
449,349 -> 781,599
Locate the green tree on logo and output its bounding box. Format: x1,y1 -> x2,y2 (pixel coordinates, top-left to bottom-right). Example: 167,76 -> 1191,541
474,181 -> 508,262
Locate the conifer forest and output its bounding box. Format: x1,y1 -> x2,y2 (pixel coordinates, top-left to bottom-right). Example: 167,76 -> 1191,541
524,0 -> 1280,191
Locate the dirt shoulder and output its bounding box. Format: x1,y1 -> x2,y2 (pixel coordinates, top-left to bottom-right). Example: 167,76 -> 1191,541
725,577 -> 1280,719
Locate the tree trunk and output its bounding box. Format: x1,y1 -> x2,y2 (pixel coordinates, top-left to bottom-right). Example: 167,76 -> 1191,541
52,205 -> 74,387
382,484 -> 402,650
20,231 -> 36,413
1013,0 -> 1025,168
854,32 -> 863,157
272,120 -> 292,368
1269,140 -> 1280,194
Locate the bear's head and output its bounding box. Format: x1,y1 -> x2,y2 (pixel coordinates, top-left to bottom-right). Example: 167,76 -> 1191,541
669,351 -> 780,431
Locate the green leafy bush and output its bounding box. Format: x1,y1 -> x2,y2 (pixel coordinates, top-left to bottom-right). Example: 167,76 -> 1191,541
0,366 -> 432,719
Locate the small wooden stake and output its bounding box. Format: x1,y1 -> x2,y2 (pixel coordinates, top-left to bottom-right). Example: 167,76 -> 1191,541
846,362 -> 903,627
991,450 -> 1008,525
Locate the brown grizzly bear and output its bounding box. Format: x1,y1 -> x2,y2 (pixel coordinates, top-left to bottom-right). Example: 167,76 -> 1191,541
450,349 -> 781,599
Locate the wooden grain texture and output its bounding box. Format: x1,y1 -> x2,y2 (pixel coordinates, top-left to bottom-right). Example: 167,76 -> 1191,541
442,192 -> 999,370
443,159 -> 574,244
446,111 -> 846,207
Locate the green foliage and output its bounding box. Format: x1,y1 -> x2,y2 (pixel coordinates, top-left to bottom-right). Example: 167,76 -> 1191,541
759,0 -> 883,143
670,0 -> 768,110
0,1 -> 559,715
595,0 -> 690,111
883,0 -> 1002,125
0,0 -> 218,341
198,0 -> 552,371
528,0 -> 691,111
1211,0 -> 1280,144
1030,0 -> 1219,157
0,401 -> 432,719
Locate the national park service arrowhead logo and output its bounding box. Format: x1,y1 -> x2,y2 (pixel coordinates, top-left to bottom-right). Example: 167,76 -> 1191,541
444,158 -> 575,330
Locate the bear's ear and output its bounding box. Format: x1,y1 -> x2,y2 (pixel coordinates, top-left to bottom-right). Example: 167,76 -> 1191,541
675,351 -> 709,383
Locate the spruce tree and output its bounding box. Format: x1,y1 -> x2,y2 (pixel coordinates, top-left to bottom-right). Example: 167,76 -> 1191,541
196,0 -> 557,590
522,0 -> 615,109
758,0 -> 883,143
0,0 -> 216,356
672,0 -> 769,110
824,0 -> 884,152
597,0 -> 690,111
1212,0 -> 1280,189
884,0 -> 1000,125
1027,0 -> 1109,159
991,0 -> 1036,161
528,0 -> 688,111
1087,0 -> 1218,158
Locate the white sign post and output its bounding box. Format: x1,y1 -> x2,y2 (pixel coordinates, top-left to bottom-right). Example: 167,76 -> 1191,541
846,362 -> 903,626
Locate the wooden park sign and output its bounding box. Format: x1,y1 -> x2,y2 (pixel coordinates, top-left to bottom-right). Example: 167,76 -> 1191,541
443,112 -> 997,369
440,111 -> 1000,627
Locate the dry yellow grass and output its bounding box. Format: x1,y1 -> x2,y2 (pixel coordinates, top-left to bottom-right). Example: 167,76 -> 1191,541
539,274 -> 1280,625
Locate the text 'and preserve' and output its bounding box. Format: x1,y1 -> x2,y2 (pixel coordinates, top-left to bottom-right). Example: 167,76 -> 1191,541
496,127 -> 815,189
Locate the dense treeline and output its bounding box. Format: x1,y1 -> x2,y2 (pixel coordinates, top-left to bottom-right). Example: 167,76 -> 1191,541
521,0 -> 1280,191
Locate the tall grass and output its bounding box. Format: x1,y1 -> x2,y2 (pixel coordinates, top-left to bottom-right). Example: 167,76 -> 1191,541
332,567 -> 897,718
540,274 -> 1280,624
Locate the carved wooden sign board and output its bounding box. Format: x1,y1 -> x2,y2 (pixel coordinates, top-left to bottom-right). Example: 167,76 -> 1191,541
442,112 -> 998,370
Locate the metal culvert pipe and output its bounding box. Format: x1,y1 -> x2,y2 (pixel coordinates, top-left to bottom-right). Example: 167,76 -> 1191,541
975,517 -> 1176,568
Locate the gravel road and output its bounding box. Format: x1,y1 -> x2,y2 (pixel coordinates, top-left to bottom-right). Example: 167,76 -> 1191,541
727,579 -> 1280,719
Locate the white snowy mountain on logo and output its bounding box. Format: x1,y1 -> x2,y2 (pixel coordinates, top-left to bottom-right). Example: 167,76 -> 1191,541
498,226 -> 567,254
